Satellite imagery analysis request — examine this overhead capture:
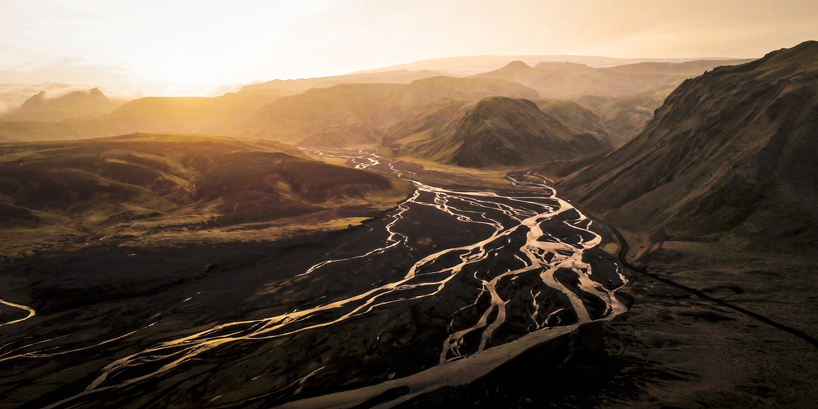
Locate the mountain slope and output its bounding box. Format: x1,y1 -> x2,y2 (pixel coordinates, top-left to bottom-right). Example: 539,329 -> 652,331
0,90 -> 288,142
0,134 -> 413,258
414,97 -> 608,167
476,59 -> 752,99
558,41 -> 818,253
534,99 -> 610,142
471,60 -> 752,146
94,90 -> 289,135
572,94 -> 664,147
351,55 -> 721,76
384,98 -> 611,156
382,99 -> 474,154
239,69 -> 453,95
232,77 -> 538,147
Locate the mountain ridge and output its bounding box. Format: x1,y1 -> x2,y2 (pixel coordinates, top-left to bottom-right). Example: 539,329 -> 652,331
413,96 -> 608,167
557,40 -> 818,253
0,87 -> 123,122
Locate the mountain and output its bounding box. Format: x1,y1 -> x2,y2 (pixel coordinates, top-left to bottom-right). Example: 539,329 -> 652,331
412,97 -> 608,167
533,61 -> 597,72
94,89 -> 290,135
384,98 -> 610,156
383,99 -> 474,155
239,69 -> 453,95
0,71 -> 448,143
232,77 -> 539,147
598,59 -> 756,76
557,41 -> 818,254
0,133 -> 413,258
0,75 -> 533,146
0,89 -> 288,142
350,55 -> 722,77
572,94 -> 664,147
473,59 -> 750,147
534,99 -> 610,142
474,59 -> 753,99
0,88 -> 123,122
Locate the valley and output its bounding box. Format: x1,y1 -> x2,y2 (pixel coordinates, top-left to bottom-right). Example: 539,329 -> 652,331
1,9 -> 817,406
0,150 -> 629,408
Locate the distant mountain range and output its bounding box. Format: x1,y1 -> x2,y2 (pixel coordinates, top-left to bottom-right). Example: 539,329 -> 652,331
558,40 -> 818,254
239,69 -> 454,95
0,88 -> 124,122
474,59 -> 752,99
0,54 -> 757,169
350,55 -> 746,76
233,77 -> 538,146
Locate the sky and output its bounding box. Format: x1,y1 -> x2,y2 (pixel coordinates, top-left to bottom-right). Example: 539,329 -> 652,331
1,0 -> 818,98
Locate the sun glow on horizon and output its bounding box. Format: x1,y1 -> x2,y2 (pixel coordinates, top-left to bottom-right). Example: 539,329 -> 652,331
1,0 -> 818,96
160,55 -> 207,85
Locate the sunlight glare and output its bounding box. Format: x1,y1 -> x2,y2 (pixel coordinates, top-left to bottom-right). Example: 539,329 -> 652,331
161,55 -> 207,85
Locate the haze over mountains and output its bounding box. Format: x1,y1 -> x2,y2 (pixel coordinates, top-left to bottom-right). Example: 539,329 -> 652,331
234,77 -> 538,146
0,88 -> 125,122
473,59 -> 750,99
4,47 -> 813,253
0,56 -> 751,162
352,55 -> 730,76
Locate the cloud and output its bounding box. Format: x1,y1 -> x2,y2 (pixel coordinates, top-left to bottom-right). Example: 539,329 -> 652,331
0,82 -> 143,114
0,82 -> 76,114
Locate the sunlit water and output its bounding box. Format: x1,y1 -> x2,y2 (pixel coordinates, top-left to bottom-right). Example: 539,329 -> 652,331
4,150 -> 628,409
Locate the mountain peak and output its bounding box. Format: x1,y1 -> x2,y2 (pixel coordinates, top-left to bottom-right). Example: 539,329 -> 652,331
416,96 -> 607,167
470,96 -> 539,116
4,87 -> 118,122
534,61 -> 593,71
502,60 -> 532,70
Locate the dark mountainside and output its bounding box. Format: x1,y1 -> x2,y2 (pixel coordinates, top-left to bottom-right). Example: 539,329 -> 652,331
0,88 -> 123,122
558,41 -> 818,254
231,77 -> 538,146
414,97 -> 608,167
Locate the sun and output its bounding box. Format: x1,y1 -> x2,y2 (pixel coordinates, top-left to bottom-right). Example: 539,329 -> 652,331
161,55 -> 207,85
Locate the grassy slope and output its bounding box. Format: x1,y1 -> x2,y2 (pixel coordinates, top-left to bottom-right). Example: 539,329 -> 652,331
0,134 -> 414,260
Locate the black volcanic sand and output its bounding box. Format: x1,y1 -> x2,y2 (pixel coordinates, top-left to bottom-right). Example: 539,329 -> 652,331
11,151 -> 811,409
396,234 -> 818,409
0,206 -> 488,408
0,161 -> 626,409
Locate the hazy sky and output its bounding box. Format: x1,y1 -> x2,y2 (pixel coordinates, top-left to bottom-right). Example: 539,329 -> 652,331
2,0 -> 817,96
